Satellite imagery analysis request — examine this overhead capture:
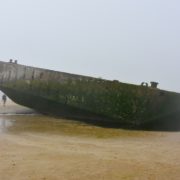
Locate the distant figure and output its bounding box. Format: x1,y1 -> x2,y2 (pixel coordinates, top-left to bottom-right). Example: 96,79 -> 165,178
2,94 -> 7,106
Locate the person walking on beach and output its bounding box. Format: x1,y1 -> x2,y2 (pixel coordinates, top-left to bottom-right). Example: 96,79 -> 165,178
2,94 -> 7,106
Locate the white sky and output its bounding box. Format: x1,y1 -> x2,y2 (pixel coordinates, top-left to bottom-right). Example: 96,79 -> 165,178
0,0 -> 180,92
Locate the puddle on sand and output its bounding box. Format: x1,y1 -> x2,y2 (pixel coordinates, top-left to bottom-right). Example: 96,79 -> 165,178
0,118 -> 13,133
0,114 -> 157,138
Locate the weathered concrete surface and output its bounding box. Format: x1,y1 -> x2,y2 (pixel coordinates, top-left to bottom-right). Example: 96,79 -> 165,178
0,60 -> 180,129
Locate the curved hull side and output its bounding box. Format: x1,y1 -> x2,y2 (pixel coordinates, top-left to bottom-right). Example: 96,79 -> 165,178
0,86 -> 119,125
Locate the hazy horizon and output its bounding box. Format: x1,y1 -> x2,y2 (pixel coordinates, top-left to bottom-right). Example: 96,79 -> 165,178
0,0 -> 180,92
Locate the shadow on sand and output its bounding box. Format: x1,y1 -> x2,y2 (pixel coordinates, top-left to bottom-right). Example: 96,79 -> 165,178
46,111 -> 180,132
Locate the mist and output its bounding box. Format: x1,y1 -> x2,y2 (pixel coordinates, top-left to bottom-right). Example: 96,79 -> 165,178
0,0 -> 180,92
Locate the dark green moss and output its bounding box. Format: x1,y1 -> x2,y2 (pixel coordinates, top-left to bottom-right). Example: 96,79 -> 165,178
2,78 -> 180,126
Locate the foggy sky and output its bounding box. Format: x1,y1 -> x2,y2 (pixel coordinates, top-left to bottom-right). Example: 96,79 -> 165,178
0,0 -> 180,92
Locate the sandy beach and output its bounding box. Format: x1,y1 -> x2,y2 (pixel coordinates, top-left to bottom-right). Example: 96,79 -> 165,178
0,102 -> 180,180
0,99 -> 35,115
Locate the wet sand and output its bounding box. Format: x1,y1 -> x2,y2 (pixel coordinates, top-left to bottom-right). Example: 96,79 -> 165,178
0,101 -> 35,115
0,103 -> 180,180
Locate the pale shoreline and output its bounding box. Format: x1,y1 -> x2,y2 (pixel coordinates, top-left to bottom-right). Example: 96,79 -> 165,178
0,100 -> 36,115
0,102 -> 180,180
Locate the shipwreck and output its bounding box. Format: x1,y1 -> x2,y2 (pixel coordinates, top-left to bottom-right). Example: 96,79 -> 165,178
0,60 -> 180,129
